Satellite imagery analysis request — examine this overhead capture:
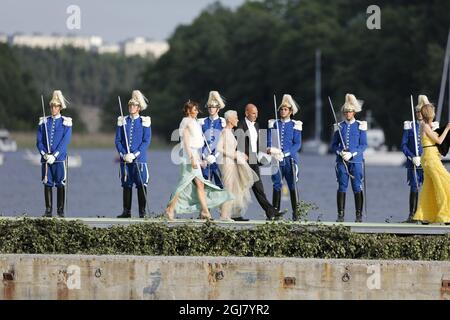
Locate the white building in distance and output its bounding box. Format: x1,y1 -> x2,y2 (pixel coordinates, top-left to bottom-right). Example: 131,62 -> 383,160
6,33 -> 169,59
97,43 -> 121,55
0,34 -> 8,43
11,34 -> 103,51
122,37 -> 169,58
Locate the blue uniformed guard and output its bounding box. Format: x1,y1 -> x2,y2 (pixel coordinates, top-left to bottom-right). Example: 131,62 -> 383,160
330,94 -> 367,223
115,90 -> 151,218
267,94 -> 302,220
198,91 -> 226,188
36,90 -> 72,217
400,95 -> 440,222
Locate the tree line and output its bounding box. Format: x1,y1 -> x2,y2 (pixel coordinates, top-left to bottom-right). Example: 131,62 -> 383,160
141,0 -> 450,148
0,44 -> 148,132
1,0 -> 450,148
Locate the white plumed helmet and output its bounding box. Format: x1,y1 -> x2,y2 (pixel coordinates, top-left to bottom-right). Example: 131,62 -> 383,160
278,94 -> 299,115
49,90 -> 68,109
416,95 -> 430,112
128,90 -> 149,111
341,93 -> 363,113
206,91 -> 225,109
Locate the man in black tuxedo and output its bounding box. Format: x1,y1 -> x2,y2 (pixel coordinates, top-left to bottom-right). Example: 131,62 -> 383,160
234,103 -> 283,221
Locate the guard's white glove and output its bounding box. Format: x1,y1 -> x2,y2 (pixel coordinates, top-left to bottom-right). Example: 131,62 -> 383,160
269,147 -> 284,162
46,154 -> 56,165
124,153 -> 136,163
412,156 -> 421,167
341,151 -> 353,162
43,153 -> 50,161
206,155 -> 217,165
257,152 -> 272,166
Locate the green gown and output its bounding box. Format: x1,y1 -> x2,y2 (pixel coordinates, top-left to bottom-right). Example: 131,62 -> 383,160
168,117 -> 234,214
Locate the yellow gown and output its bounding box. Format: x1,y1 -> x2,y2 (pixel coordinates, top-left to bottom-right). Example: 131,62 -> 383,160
413,131 -> 450,223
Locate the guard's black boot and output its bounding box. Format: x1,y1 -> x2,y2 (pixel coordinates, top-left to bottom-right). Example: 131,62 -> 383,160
290,190 -> 299,221
117,187 -> 132,218
406,191 -> 419,223
355,191 -> 363,223
43,186 -> 52,217
336,191 -> 345,222
138,186 -> 147,218
272,189 -> 281,212
56,186 -> 65,217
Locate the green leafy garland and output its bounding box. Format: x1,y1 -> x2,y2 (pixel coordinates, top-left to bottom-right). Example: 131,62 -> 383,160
0,218 -> 448,260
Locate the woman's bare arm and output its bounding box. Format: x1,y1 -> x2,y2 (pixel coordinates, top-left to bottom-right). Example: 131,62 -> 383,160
423,123 -> 450,145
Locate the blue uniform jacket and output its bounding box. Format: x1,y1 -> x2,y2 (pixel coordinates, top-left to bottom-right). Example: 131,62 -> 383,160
331,120 -> 367,163
198,116 -> 225,158
115,115 -> 151,162
267,119 -> 302,163
36,115 -> 72,162
401,121 -> 423,169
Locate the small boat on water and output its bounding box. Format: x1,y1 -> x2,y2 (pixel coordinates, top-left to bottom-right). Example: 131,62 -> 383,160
362,112 -> 405,166
0,129 -> 17,152
364,149 -> 405,167
23,149 -> 82,168
442,154 -> 450,163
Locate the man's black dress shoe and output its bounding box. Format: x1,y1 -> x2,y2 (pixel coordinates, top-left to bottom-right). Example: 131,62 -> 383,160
232,216 -> 249,222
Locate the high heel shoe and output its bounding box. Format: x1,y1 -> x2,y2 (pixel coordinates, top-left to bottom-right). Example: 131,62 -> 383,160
165,208 -> 175,221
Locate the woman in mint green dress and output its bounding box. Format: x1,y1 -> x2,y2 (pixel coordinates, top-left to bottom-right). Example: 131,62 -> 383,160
165,101 -> 233,220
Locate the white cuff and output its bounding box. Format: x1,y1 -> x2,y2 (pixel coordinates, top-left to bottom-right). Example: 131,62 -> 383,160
40,150 -> 46,156
134,151 -> 140,158
54,151 -> 59,158
352,152 -> 357,157
284,152 -> 291,157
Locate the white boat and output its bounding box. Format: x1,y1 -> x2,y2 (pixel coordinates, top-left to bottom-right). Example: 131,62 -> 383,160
24,149 -> 82,168
0,129 -> 17,152
441,154 -> 450,163
302,139 -> 328,155
364,149 -> 405,166
366,127 -> 386,151
363,111 -> 405,166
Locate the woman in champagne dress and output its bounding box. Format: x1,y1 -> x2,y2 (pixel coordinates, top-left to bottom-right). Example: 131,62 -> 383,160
216,110 -> 259,220
165,101 -> 233,220
413,104 -> 450,224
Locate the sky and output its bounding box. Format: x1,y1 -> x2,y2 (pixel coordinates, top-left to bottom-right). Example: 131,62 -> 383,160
0,0 -> 246,42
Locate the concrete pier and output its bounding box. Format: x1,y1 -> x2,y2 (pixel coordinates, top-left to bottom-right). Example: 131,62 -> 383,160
1,255 -> 449,300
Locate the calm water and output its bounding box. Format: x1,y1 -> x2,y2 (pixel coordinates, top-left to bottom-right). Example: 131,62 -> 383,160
0,149 -> 444,223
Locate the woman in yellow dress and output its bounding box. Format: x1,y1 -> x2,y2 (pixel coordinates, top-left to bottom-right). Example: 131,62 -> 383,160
413,104 -> 450,224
